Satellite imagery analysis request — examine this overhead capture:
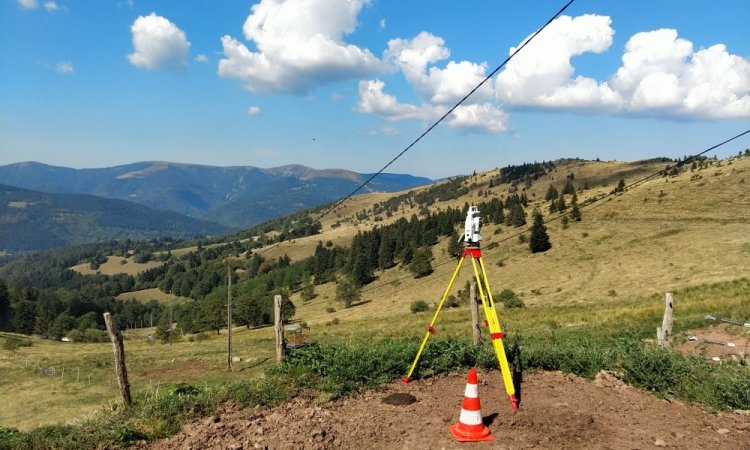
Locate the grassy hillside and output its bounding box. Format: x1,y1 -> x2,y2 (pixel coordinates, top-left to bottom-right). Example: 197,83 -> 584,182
1,154 -> 748,438
252,156 -> 748,327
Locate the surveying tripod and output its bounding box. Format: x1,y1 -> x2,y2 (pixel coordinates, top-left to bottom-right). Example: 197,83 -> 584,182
401,206 -> 518,412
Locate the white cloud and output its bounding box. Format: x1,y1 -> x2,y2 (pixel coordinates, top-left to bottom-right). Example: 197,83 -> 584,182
379,18 -> 386,30
43,1 -> 59,11
446,104 -> 509,134
358,32 -> 499,133
492,17 -> 750,118
356,79 -> 439,121
127,13 -> 191,71
494,14 -> 618,109
248,106 -> 262,116
611,30 -> 750,118
218,0 -> 383,94
17,0 -> 37,10
194,54 -> 208,63
55,60 -> 73,74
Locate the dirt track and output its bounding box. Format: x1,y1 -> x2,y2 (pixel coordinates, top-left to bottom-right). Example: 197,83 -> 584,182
144,370 -> 750,450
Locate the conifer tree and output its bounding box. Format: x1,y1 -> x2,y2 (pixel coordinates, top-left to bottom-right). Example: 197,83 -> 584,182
545,184 -> 559,201
529,210 -> 552,253
562,179 -> 575,195
409,247 -> 434,278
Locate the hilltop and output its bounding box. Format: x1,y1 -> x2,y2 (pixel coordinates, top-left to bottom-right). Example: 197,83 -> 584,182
0,161 -> 432,229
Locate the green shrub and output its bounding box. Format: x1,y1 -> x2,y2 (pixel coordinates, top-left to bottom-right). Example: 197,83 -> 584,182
410,300 -> 429,313
495,289 -> 525,308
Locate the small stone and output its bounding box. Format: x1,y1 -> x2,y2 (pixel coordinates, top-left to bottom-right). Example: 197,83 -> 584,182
654,438 -> 666,447
212,415 -> 221,423
717,428 -> 730,435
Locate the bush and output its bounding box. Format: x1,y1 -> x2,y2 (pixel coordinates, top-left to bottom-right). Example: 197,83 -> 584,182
495,289 -> 525,308
410,300 -> 429,313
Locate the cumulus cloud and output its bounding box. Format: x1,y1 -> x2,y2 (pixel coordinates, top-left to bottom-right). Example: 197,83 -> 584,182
218,0 -> 383,94
356,79 -> 507,134
446,104 -> 509,134
611,29 -> 750,118
356,79 -> 438,121
55,60 -> 73,74
491,16 -> 750,118
194,54 -> 208,63
17,0 -> 37,9
127,13 -> 191,71
43,1 -> 59,11
357,32 -> 502,133
247,106 -> 262,116
494,14 -> 619,109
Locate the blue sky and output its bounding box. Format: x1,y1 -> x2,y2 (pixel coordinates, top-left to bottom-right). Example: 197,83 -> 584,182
1,0 -> 748,179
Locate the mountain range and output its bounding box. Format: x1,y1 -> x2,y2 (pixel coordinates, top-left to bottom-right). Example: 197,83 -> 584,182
0,161 -> 433,229
0,184 -> 230,253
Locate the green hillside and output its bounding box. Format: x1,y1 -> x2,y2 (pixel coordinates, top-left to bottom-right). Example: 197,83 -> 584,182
0,184 -> 229,253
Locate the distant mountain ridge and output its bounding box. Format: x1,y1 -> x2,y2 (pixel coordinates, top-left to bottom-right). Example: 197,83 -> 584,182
0,184 -> 229,253
0,161 -> 433,228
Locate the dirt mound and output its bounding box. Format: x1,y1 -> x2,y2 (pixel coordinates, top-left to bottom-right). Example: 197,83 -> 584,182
141,370 -> 749,450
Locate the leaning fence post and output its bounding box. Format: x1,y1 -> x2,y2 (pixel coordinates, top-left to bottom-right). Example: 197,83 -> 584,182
104,312 -> 132,408
656,292 -> 674,347
274,294 -> 285,363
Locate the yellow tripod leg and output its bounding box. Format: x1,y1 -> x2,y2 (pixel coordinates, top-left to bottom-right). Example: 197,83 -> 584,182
470,256 -> 518,411
402,256 -> 465,383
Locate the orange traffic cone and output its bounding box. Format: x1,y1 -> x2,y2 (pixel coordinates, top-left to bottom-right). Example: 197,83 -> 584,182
449,368 -> 493,442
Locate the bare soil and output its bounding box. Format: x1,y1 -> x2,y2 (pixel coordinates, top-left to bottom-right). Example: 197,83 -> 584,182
142,370 -> 750,450
676,323 -> 750,363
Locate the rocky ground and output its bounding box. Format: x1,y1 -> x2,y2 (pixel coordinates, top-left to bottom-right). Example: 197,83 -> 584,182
142,369 -> 749,450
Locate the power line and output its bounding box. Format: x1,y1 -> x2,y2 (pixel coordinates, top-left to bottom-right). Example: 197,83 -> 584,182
362,128 -> 750,295
256,0 -> 577,256
312,0 -> 578,224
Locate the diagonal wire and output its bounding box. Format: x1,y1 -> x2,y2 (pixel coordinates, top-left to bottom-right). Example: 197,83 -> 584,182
362,128 -> 750,294
256,0 -> 577,257
312,0 -> 578,223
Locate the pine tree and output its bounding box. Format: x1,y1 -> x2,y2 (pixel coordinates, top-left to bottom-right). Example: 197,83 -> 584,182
570,191 -> 582,221
562,179 -> 575,195
507,203 -> 527,227
0,280 -> 9,331
545,184 -> 559,201
447,229 -> 462,258
409,247 -> 434,278
556,195 -> 567,212
529,210 -> 552,253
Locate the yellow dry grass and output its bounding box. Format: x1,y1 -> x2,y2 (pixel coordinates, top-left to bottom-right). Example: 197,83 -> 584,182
117,288 -> 191,305
290,156 -> 750,326
69,256 -> 164,276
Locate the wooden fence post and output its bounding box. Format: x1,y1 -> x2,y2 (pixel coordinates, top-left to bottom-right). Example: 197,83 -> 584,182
104,312 -> 132,408
274,294 -> 285,363
227,265 -> 233,372
656,292 -> 674,347
470,281 -> 481,345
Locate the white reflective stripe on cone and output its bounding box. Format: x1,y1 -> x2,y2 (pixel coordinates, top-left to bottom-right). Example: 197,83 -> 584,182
459,408 -> 483,426
464,383 -> 478,398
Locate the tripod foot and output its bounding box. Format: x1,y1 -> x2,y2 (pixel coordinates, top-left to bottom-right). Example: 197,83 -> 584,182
509,394 -> 518,412
401,376 -> 410,384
